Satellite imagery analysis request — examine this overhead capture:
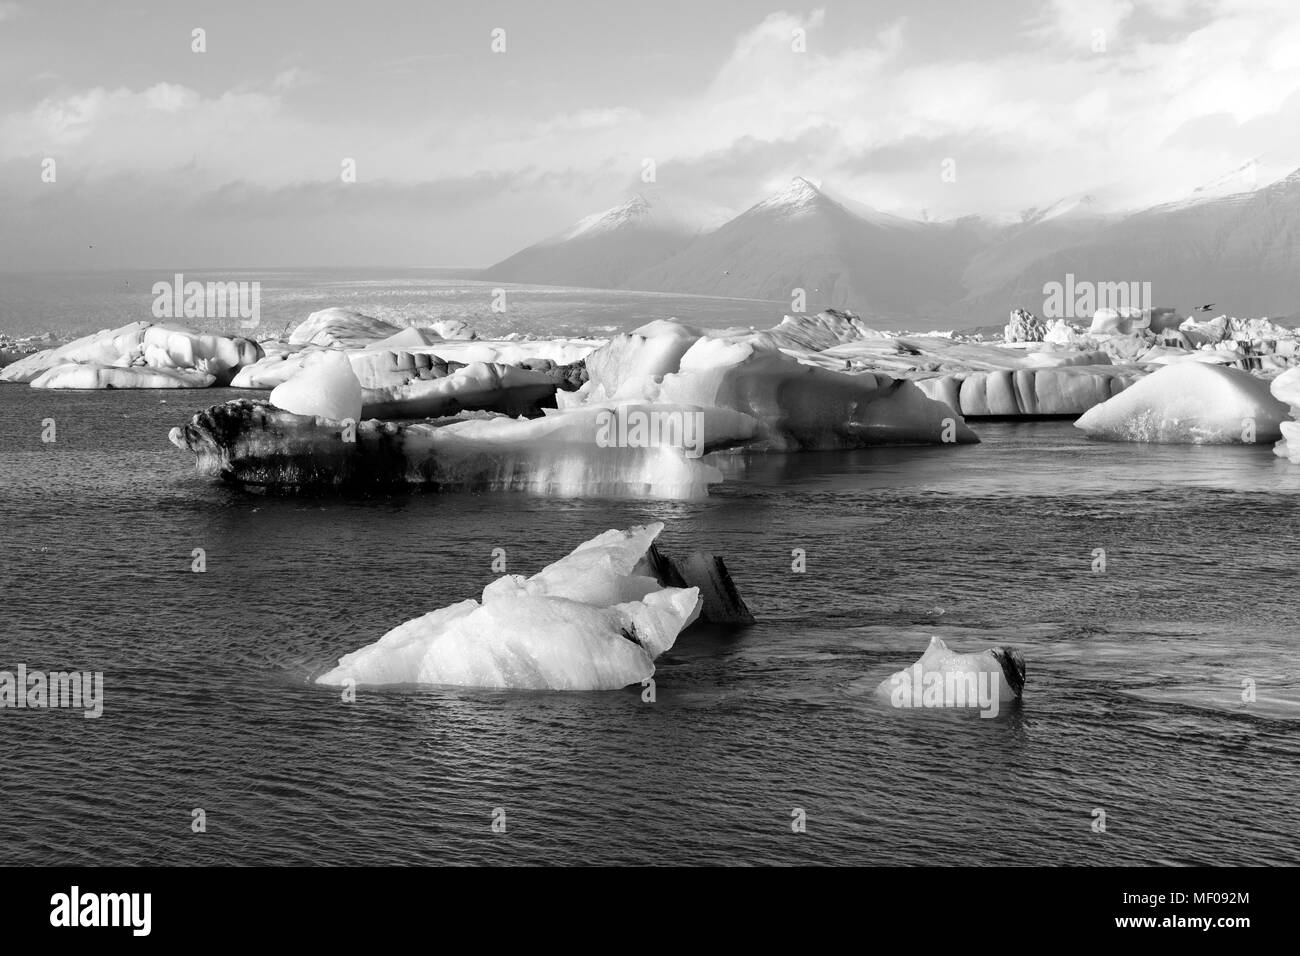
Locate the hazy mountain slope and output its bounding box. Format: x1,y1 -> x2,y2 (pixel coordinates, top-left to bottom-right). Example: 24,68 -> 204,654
482,195 -> 700,288
625,178 -> 985,324
965,169 -> 1300,320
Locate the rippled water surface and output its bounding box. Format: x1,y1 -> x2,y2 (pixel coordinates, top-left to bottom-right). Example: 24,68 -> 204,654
1,386 -> 1298,865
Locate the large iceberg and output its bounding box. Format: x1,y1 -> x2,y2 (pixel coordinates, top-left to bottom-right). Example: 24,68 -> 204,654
1075,362 -> 1289,443
316,523 -> 701,690
0,321 -> 262,387
566,326 -> 978,449
876,637 -> 1025,717
168,399 -> 755,497
172,315 -> 977,496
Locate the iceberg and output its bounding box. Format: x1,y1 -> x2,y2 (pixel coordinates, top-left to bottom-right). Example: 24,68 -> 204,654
876,637 -> 1025,716
1271,367 -> 1300,463
1004,308 -> 1046,343
637,542 -> 754,625
269,351 -> 363,423
288,308 -> 404,348
316,523 -> 702,690
1075,362 -> 1289,443
914,365 -> 1142,417
567,331 -> 977,449
359,360 -> 584,420
230,339 -> 598,389
0,321 -> 262,387
168,399 -> 755,497
29,363 -> 216,389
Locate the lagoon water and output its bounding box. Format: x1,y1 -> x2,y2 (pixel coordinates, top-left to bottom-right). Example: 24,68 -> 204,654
1,275 -> 1298,865
2,386 -> 1298,865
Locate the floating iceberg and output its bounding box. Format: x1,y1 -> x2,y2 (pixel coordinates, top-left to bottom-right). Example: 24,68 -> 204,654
29,363 -> 217,389
174,313 -> 976,496
876,637 -> 1025,717
288,308 -> 405,348
0,321 -> 262,387
567,329 -> 977,449
1075,362 -> 1288,443
316,523 -> 702,690
231,338 -> 597,389
1271,367 -> 1300,463
168,399 -> 755,497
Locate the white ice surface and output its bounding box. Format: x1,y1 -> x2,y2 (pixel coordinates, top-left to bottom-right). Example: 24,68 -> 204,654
269,351 -> 363,423
1075,362 -> 1288,443
316,523 -> 701,690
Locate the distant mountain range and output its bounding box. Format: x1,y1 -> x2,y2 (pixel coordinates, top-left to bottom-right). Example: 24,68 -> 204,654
480,170 -> 1300,329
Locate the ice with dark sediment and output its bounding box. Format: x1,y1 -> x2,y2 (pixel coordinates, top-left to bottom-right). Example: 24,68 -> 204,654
169,312 -> 979,496
875,636 -> 1025,717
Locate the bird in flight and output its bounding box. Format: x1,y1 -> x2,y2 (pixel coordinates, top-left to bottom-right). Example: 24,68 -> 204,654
1195,303 -> 1215,311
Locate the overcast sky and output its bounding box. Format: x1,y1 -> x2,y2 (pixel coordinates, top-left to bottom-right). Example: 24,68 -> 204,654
2,0 -> 1300,270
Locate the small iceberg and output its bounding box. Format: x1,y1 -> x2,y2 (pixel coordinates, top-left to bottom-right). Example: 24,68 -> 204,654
316,523 -> 707,691
876,637 -> 1025,717
1075,362 -> 1288,443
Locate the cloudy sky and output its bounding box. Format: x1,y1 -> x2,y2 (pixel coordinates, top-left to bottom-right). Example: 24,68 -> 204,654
2,0 -> 1299,270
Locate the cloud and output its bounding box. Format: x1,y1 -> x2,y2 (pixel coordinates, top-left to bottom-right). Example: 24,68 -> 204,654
1030,0 -> 1136,47
3,1 -> 1300,267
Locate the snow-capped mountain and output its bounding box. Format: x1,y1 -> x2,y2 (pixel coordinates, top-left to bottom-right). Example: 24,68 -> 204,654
626,178 -> 986,321
482,193 -> 709,288
482,167 -> 1300,326
965,167 -> 1300,321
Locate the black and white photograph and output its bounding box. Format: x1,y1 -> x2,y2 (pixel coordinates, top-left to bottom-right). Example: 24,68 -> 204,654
0,0 -> 1292,934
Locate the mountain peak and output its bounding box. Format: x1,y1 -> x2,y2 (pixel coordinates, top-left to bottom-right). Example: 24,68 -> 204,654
772,176 -> 822,203
559,194 -> 655,241
749,177 -> 829,218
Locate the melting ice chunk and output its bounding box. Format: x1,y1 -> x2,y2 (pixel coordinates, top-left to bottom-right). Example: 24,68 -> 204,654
1075,362 -> 1288,443
876,636 -> 1025,717
269,351 -> 363,423
316,523 -> 702,690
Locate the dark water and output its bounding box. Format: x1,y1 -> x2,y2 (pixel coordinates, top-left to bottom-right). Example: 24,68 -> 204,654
1,385 -> 1298,865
